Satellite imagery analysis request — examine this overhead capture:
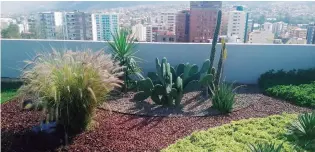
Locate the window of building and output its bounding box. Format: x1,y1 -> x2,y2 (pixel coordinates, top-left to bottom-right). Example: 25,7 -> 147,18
163,38 -> 166,41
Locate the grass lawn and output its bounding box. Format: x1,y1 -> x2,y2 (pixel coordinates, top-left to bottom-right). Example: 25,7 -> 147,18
163,113 -> 309,152
1,90 -> 17,104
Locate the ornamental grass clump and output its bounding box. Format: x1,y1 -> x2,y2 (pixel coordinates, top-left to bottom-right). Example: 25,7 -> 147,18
212,82 -> 238,113
18,49 -> 124,134
248,142 -> 284,152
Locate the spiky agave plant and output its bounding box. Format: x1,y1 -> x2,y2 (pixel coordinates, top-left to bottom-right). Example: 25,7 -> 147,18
287,112 -> 315,150
108,28 -> 143,92
248,142 -> 283,152
19,49 -> 124,135
212,82 -> 241,113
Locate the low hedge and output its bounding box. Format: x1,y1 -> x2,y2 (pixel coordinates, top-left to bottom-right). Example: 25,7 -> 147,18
266,82 -> 315,108
258,68 -> 315,90
162,114 -> 310,152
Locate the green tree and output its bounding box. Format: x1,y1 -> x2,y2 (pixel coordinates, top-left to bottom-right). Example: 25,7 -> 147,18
284,13 -> 291,24
1,24 -> 21,39
258,15 -> 266,24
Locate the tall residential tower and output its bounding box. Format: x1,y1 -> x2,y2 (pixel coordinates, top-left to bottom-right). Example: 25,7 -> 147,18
189,1 -> 222,43
175,10 -> 190,42
227,6 -> 249,43
306,24 -> 315,44
63,11 -> 93,40
38,12 -> 64,39
92,13 -> 119,41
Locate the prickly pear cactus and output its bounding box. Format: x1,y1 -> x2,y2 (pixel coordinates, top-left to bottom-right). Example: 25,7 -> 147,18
135,57 -> 184,107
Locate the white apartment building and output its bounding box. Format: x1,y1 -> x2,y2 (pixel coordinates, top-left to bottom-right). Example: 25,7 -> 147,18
63,11 -> 93,40
248,30 -> 274,44
92,13 -> 119,41
155,12 -> 176,33
272,22 -> 288,36
263,22 -> 273,32
17,23 -> 28,33
227,8 -> 248,43
132,23 -> 146,41
38,12 -> 64,39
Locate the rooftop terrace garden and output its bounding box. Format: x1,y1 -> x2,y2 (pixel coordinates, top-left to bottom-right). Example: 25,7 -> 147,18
1,11 -> 314,151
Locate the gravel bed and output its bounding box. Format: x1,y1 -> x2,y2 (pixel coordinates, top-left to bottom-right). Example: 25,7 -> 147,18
1,90 -> 312,152
101,85 -> 264,116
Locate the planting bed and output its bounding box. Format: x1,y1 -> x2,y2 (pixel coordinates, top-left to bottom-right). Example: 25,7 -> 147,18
102,85 -> 263,116
1,92 -> 312,152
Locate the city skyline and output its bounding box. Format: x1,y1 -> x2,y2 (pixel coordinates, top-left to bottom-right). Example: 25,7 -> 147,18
1,1 -> 315,44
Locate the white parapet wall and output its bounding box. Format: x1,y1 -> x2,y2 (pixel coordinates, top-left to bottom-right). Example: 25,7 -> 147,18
1,39 -> 315,84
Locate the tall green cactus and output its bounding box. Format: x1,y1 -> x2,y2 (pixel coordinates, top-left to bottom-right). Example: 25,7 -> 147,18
209,10 -> 222,69
215,39 -> 226,87
134,57 -> 183,107
200,39 -> 227,97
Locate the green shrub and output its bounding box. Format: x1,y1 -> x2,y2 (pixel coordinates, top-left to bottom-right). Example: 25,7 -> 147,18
248,142 -> 283,152
18,50 -> 124,134
212,83 -> 237,113
287,112 -> 315,150
265,83 -> 315,107
258,68 -> 315,90
163,114 -> 307,152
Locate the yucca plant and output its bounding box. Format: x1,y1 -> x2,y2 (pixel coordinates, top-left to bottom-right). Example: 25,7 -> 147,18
108,28 -> 143,92
248,142 -> 283,152
212,82 -> 238,113
287,112 -> 315,150
18,49 -> 124,137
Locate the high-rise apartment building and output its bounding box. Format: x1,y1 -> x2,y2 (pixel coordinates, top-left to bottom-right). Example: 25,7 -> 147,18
226,6 -> 248,43
263,22 -> 273,32
189,1 -> 222,43
306,24 -> 315,44
220,12 -> 229,35
272,22 -> 287,37
132,23 -> 146,41
92,13 -> 119,41
175,10 -> 190,42
63,11 -> 93,40
145,25 -> 158,42
156,12 -> 176,33
38,12 -> 64,39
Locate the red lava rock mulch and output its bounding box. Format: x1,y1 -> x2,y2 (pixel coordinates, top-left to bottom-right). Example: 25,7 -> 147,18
1,96 -> 312,152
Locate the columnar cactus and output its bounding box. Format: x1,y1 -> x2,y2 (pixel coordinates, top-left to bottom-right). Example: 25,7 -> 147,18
200,39 -> 227,97
215,38 -> 226,88
134,57 -> 183,106
209,10 -> 222,69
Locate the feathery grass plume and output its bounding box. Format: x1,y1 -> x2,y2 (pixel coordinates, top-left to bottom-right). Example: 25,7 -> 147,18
18,49 -> 124,134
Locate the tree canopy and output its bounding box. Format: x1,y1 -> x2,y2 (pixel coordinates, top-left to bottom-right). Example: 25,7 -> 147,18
1,24 -> 21,39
